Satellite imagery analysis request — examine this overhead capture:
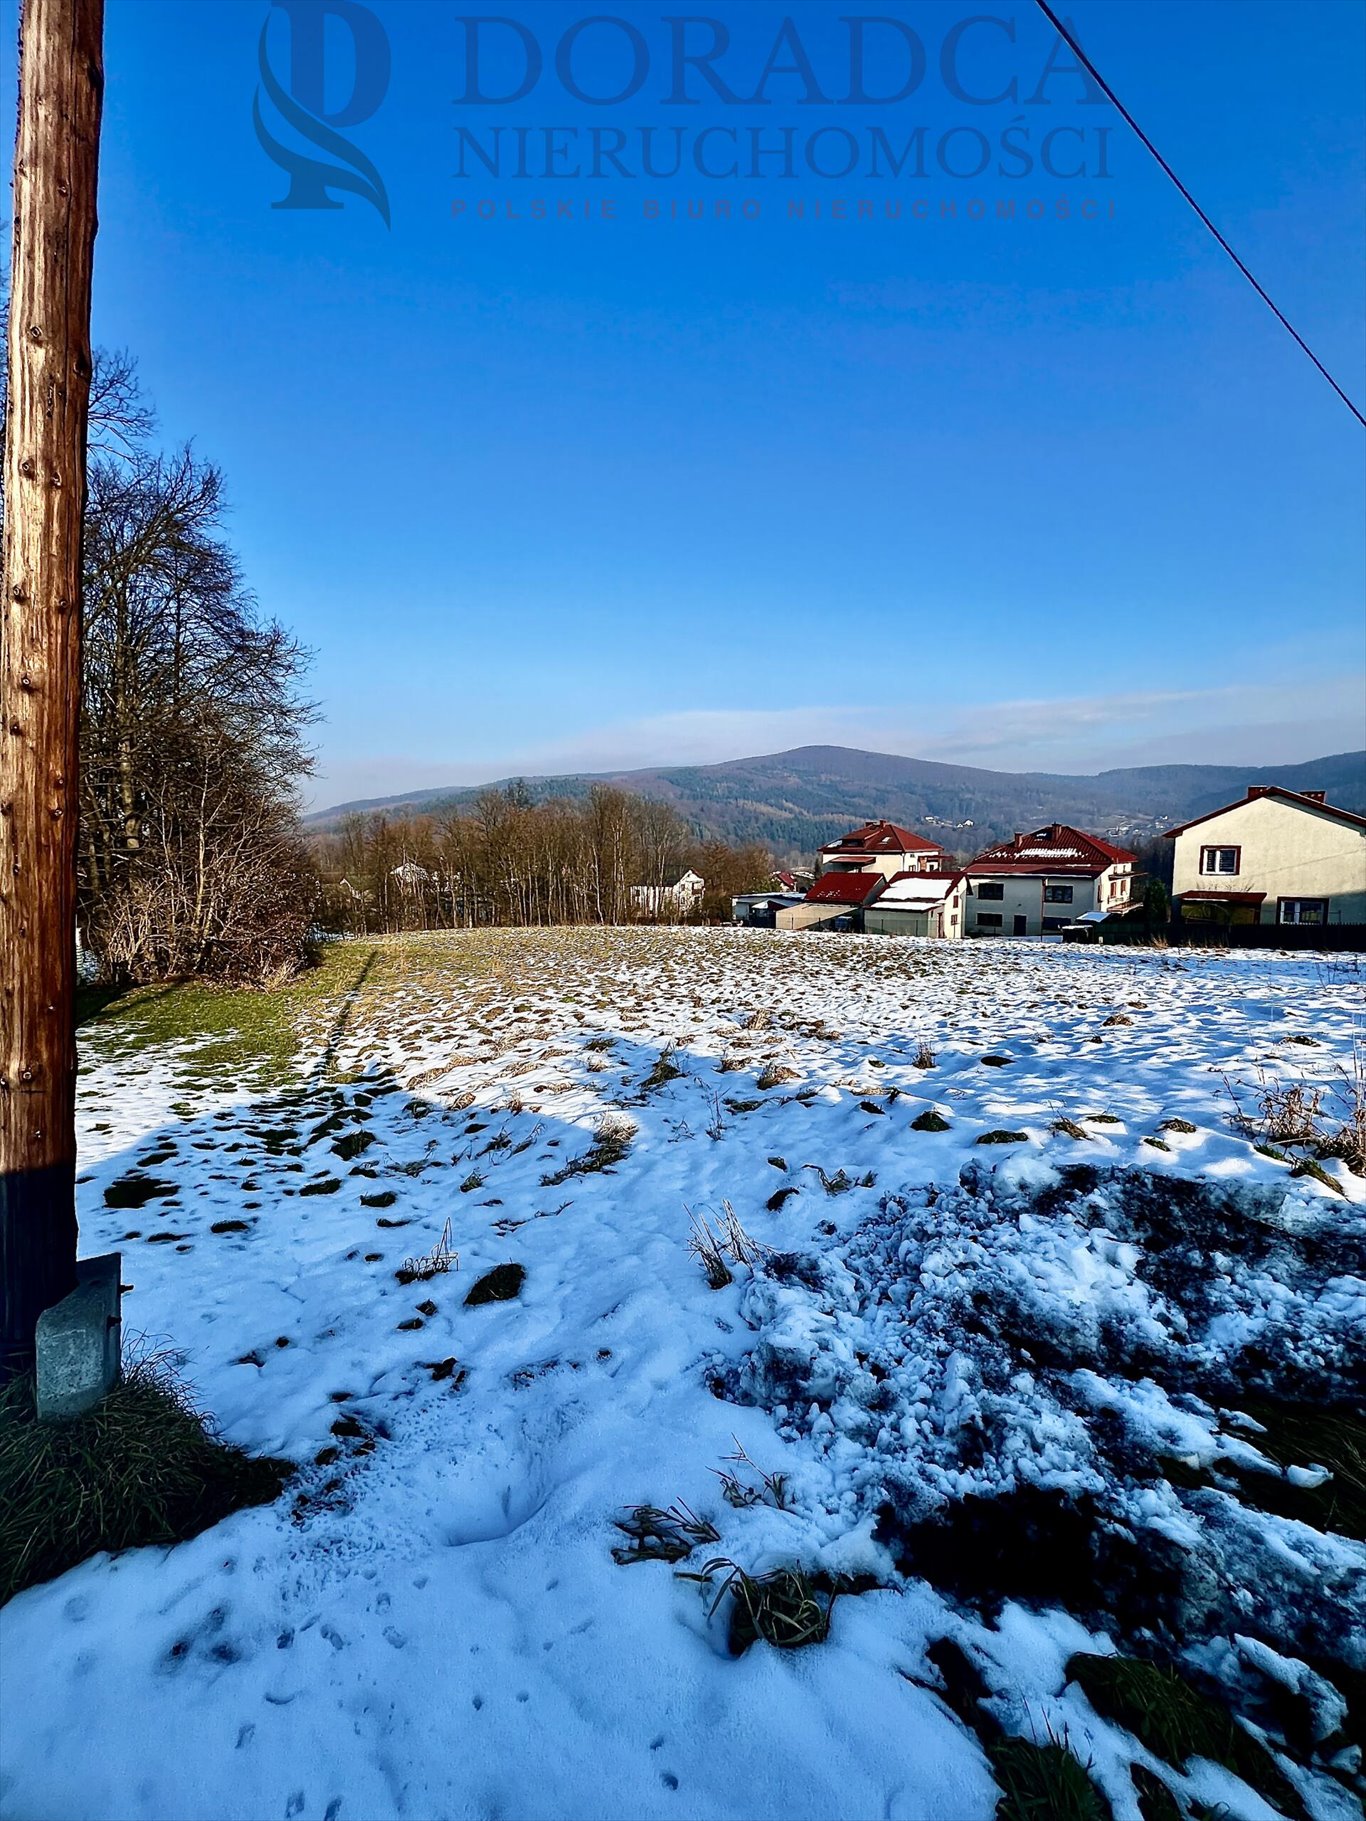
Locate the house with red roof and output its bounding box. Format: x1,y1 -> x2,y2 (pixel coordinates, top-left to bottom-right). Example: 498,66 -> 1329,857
775,869 -> 890,933
817,819 -> 953,881
1164,786 -> 1366,929
963,824 -> 1140,937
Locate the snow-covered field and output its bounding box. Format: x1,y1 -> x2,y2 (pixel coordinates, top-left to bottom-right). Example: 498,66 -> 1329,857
2,928 -> 1363,1821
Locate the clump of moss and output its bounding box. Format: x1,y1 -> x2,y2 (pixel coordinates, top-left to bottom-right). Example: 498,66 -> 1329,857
0,1358 -> 291,1605
1066,1654 -> 1305,1820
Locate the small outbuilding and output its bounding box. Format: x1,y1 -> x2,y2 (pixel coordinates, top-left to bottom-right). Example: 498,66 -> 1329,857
732,892 -> 807,928
775,871 -> 887,932
863,871 -> 966,939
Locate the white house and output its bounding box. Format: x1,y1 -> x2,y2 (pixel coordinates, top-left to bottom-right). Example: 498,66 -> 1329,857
629,869 -> 705,920
963,824 -> 1140,937
863,870 -> 966,939
1164,786 -> 1366,928
817,819 -> 953,881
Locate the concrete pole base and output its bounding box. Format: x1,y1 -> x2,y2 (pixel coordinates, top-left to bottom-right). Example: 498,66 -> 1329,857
35,1252 -> 122,1420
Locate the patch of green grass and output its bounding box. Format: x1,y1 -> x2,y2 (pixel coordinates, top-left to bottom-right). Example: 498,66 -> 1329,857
1289,1158 -> 1346,1197
681,1557 -> 836,1655
104,1175 -> 178,1209
332,1130 -> 375,1161
465,1262 -> 525,1305
1129,1765 -> 1182,1821
912,1110 -> 952,1133
641,1050 -> 684,1091
0,1358 -> 291,1605
987,1739 -> 1113,1821
977,1129 -> 1029,1145
1066,1654 -> 1305,1820
1231,1402 -> 1366,1541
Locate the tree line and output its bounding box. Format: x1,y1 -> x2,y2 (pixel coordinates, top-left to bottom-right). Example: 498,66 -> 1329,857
311,786 -> 773,933
1,324 -> 319,987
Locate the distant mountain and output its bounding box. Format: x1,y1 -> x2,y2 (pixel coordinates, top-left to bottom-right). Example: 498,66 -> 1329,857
307,745 -> 1366,860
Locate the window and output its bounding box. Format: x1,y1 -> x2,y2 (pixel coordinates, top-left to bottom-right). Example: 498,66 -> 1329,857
1278,898 -> 1329,926
977,881 -> 1004,900
976,912 -> 1003,928
1200,846 -> 1240,875
1044,884 -> 1074,903
1042,916 -> 1071,932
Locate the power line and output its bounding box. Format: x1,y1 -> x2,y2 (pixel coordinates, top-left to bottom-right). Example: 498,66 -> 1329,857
1032,0 -> 1366,429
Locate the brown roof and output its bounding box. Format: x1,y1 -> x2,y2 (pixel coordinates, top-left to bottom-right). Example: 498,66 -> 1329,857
1179,890 -> 1267,906
819,819 -> 949,858
1163,786 -> 1366,839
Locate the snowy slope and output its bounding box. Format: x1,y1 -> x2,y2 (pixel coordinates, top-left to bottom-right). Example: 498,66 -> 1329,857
1,930 -> 1362,1821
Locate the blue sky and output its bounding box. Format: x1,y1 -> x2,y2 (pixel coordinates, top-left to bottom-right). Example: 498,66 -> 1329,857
15,0 -> 1365,804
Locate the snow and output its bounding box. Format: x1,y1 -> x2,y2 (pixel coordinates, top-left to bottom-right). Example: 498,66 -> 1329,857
2,929 -> 1363,1821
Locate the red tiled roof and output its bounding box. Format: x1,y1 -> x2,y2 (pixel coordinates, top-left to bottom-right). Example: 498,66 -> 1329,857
1164,786 -> 1366,839
819,819 -> 949,857
803,871 -> 887,905
967,823 -> 1136,875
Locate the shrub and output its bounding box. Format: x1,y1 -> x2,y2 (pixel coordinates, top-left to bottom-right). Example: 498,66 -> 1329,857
0,1354 -> 292,1605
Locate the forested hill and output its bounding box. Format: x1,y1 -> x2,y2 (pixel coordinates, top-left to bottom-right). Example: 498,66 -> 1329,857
308,745 -> 1366,858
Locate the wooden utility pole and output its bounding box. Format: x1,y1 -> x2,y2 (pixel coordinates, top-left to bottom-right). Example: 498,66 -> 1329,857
1,0 -> 105,1379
